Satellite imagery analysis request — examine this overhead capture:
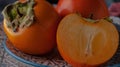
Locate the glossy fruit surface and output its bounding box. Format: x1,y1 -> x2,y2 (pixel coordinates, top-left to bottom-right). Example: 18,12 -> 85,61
57,13 -> 119,67
56,0 -> 109,20
3,0 -> 59,55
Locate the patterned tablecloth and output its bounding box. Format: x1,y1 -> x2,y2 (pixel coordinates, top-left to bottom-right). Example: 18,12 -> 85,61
0,23 -> 33,67
0,16 -> 120,67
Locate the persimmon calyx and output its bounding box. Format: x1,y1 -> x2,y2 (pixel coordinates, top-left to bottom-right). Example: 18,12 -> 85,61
84,18 -> 98,23
83,17 -> 112,23
104,17 -> 113,23
77,13 -> 112,23
2,0 -> 35,32
76,13 -> 98,23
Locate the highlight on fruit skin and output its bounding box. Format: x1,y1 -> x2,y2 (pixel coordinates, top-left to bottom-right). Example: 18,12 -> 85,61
57,13 -> 119,67
2,0 -> 59,55
56,0 -> 109,20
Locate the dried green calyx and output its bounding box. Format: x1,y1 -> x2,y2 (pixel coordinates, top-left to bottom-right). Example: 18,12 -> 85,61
104,17 -> 113,22
2,0 -> 35,32
84,14 -> 112,23
83,17 -> 112,24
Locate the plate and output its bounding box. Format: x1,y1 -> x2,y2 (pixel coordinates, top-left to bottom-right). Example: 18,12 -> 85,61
2,38 -> 120,67
2,38 -> 71,67
2,16 -> 120,67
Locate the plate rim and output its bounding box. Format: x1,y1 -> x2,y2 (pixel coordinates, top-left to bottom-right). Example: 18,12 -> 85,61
2,37 -> 50,67
2,37 -> 120,67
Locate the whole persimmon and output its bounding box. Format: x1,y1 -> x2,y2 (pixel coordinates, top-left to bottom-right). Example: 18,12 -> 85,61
56,0 -> 109,20
57,13 -> 119,67
2,0 -> 59,55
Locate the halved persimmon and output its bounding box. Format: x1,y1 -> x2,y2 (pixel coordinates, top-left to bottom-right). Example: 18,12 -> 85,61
57,13 -> 119,67
2,0 -> 59,55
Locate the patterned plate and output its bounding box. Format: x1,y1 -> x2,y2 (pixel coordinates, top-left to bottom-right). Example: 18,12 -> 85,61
2,17 -> 120,67
2,38 -> 72,67
2,37 -> 120,67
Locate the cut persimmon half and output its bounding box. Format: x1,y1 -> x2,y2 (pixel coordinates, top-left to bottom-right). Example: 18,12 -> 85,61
57,13 -> 119,67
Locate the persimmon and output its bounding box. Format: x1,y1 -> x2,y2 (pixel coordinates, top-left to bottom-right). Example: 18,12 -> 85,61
57,13 -> 119,67
2,0 -> 59,55
56,0 -> 109,20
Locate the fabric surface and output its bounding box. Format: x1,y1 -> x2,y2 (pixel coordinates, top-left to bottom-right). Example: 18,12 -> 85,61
109,2 -> 120,17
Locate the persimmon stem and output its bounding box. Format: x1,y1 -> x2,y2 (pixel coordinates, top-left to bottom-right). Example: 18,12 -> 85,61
89,14 -> 93,19
2,0 -> 35,32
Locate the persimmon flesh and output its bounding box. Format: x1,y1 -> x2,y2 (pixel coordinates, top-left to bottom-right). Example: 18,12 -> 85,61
57,13 -> 119,67
3,0 -> 59,55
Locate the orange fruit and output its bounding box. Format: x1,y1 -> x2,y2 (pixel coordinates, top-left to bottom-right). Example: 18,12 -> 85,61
57,13 -> 119,67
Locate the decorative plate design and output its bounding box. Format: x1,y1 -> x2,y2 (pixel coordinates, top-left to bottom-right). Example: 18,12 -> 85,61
2,39 -> 72,67
2,38 -> 120,67
2,17 -> 120,67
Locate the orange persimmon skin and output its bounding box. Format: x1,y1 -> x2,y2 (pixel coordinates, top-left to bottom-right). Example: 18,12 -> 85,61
56,0 -> 109,20
57,13 -> 119,67
3,0 -> 59,55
